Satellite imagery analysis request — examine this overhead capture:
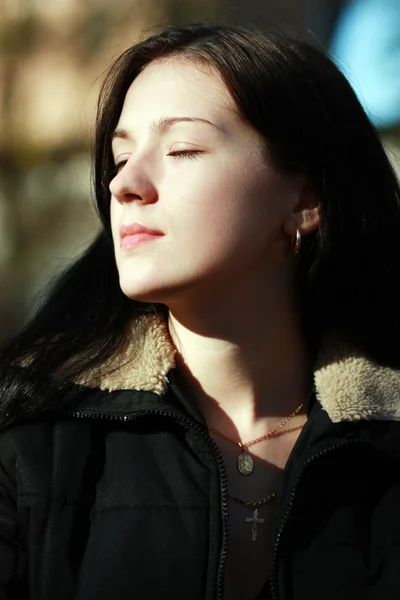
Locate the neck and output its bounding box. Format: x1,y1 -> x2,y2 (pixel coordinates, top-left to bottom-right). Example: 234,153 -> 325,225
167,277 -> 312,440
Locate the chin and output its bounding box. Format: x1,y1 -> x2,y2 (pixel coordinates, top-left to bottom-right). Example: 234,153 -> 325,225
118,275 -> 169,304
117,262 -> 159,299
119,283 -> 158,303
116,262 -> 202,305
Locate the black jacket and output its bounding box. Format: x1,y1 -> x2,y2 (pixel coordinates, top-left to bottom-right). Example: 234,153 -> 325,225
1,315 -> 400,599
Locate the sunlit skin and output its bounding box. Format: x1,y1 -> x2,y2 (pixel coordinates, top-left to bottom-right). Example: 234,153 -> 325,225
111,61 -> 300,303
110,58 -> 320,600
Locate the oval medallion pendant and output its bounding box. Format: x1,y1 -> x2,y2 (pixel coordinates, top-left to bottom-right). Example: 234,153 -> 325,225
237,451 -> 254,475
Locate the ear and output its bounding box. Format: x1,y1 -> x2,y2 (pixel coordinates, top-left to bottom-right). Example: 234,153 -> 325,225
283,179 -> 321,237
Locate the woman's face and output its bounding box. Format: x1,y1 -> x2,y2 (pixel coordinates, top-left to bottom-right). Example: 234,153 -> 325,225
110,58 -> 302,306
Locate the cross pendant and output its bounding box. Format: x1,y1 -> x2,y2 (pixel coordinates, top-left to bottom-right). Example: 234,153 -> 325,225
245,508 -> 265,542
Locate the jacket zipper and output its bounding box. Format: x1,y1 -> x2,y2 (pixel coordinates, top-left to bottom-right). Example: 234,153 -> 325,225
269,439 -> 394,600
65,408 -> 229,600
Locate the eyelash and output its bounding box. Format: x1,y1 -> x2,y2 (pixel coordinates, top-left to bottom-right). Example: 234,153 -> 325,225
111,162 -> 127,176
111,150 -> 203,176
167,150 -> 204,160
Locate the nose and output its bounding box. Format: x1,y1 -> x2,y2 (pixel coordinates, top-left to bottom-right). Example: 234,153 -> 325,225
109,157 -> 158,205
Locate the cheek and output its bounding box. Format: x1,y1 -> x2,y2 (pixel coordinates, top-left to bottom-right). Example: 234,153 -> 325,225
180,167 -> 272,241
168,182 -> 267,270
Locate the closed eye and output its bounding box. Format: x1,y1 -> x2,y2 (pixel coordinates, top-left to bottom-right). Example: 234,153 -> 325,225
111,160 -> 128,178
110,149 -> 203,179
167,150 -> 204,160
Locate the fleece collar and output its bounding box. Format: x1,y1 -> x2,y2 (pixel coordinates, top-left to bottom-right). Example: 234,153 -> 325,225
76,313 -> 400,424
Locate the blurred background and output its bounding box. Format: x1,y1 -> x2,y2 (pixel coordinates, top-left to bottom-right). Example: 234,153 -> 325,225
1,0 -> 399,342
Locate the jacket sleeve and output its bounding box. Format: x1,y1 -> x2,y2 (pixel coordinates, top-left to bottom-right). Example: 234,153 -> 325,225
0,444 -> 27,599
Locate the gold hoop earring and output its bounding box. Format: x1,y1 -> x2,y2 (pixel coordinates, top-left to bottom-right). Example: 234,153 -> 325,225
292,229 -> 301,255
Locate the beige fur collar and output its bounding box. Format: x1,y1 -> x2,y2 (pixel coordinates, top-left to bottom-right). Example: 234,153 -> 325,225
77,313 -> 400,424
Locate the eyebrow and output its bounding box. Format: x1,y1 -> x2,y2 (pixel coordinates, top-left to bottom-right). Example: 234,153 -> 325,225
111,116 -> 221,142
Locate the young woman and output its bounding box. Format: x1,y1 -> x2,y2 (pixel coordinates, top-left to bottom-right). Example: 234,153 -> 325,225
0,23 -> 399,600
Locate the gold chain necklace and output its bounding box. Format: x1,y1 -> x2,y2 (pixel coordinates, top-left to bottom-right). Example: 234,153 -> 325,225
228,492 -> 276,541
208,402 -> 304,475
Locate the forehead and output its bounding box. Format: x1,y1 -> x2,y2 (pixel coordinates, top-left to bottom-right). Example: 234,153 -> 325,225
117,58 -> 238,126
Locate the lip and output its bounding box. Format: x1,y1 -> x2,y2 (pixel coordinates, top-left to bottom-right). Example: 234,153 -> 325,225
119,222 -> 164,249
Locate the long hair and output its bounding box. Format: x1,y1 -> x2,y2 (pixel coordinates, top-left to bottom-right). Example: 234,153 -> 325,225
1,23 -> 400,424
